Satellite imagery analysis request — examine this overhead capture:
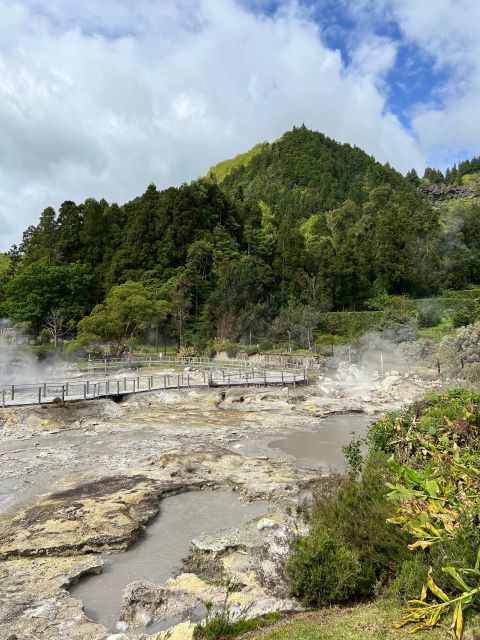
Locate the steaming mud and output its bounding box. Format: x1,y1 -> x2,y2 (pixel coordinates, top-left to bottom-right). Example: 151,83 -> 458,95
0,370 -> 444,639
70,490 -> 268,632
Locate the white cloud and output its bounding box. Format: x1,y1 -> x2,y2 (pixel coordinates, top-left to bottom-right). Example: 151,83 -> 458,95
0,0 -> 425,250
351,0 -> 480,165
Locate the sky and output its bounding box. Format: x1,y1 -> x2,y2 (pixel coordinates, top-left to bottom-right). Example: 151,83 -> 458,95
0,0 -> 480,250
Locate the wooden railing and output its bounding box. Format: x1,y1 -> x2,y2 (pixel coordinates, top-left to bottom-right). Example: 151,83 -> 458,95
0,368 -> 308,408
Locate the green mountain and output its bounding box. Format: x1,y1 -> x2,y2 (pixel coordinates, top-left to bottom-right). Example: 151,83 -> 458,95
216,125 -> 423,220
3,126 -> 480,347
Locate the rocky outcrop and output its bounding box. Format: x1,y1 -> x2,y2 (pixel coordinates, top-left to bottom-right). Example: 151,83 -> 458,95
0,555 -> 107,640
419,183 -> 475,201
0,475 -> 205,559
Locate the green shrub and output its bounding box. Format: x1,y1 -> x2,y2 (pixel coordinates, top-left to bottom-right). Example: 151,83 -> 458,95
193,586 -> 280,639
417,302 -> 443,328
225,344 -> 239,358
452,308 -> 476,327
287,530 -> 363,606
317,311 -> 384,337
286,453 -> 410,607
442,288 -> 480,300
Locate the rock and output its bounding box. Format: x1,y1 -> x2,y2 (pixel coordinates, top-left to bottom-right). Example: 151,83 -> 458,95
0,475 -> 168,558
151,621 -> 195,639
256,518 -> 277,531
119,580 -> 166,625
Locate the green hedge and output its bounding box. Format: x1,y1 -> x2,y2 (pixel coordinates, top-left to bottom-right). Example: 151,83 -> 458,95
416,297 -> 476,314
441,289 -> 480,299
317,311 -> 384,337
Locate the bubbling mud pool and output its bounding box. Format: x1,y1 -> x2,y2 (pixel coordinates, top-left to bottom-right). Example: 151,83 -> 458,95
69,490 -> 268,633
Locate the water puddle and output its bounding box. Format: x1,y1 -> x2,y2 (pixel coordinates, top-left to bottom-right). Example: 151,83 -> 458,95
69,491 -> 267,632
267,413 -> 373,471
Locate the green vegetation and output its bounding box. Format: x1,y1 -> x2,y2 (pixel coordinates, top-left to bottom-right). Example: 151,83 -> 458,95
287,453 -> 410,606
416,318 -> 453,341
70,281 -> 170,355
3,127 -> 480,352
283,390 -> 480,639
317,311 -> 384,338
193,583 -> 280,639
246,600 -> 476,640
0,253 -> 10,278
208,142 -> 269,183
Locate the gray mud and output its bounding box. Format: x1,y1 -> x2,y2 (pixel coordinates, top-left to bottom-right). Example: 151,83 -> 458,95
70,490 -> 268,632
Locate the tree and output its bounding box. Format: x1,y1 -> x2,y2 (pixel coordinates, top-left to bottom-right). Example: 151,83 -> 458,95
167,276 -> 192,348
43,309 -> 71,347
74,281 -> 169,355
271,301 -> 319,350
1,260 -> 91,329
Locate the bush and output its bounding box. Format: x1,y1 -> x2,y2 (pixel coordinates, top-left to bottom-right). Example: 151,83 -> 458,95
193,586 -> 280,639
286,453 -> 410,607
287,530 -> 362,605
317,311 -> 384,338
225,344 -> 239,358
452,308 -> 476,327
379,314 -> 418,343
417,302 -> 443,328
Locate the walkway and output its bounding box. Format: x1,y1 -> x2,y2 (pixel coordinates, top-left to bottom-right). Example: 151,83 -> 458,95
0,369 -> 307,408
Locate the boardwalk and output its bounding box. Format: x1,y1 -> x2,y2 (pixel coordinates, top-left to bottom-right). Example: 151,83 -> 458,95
0,368 -> 307,408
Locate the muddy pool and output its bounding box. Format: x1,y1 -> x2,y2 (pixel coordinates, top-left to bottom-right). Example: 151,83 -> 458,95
69,490 -> 268,632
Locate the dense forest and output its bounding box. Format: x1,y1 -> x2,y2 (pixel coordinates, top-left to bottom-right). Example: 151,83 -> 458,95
1,126 -> 480,351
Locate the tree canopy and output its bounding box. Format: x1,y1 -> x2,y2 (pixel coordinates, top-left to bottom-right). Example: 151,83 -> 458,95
3,126 -> 480,349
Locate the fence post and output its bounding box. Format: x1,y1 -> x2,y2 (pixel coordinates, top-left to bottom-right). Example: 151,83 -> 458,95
2,390 -> 5,408
187,374 -> 190,387
86,381 -> 90,395
61,385 -> 65,402
137,376 -> 140,390
264,368 -> 267,386
164,376 -> 167,389
11,385 -> 14,401
106,381 -> 109,398
293,373 -> 296,387
66,382 -> 69,397
124,378 -> 127,391
281,371 -> 284,385
117,380 -> 120,395
246,373 -> 249,388
133,379 -> 136,392
148,377 -> 151,390
177,375 -> 180,389
38,387 -> 42,404
83,384 -> 87,400
43,382 -> 47,398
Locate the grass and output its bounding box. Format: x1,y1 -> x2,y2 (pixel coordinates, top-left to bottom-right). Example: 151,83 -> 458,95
243,599 -> 480,640
417,318 -> 453,341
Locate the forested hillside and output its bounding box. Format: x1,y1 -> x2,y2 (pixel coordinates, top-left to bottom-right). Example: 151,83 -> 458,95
1,126 -> 480,351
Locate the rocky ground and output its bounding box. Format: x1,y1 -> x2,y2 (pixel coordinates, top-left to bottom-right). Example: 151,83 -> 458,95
0,364 -> 448,640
